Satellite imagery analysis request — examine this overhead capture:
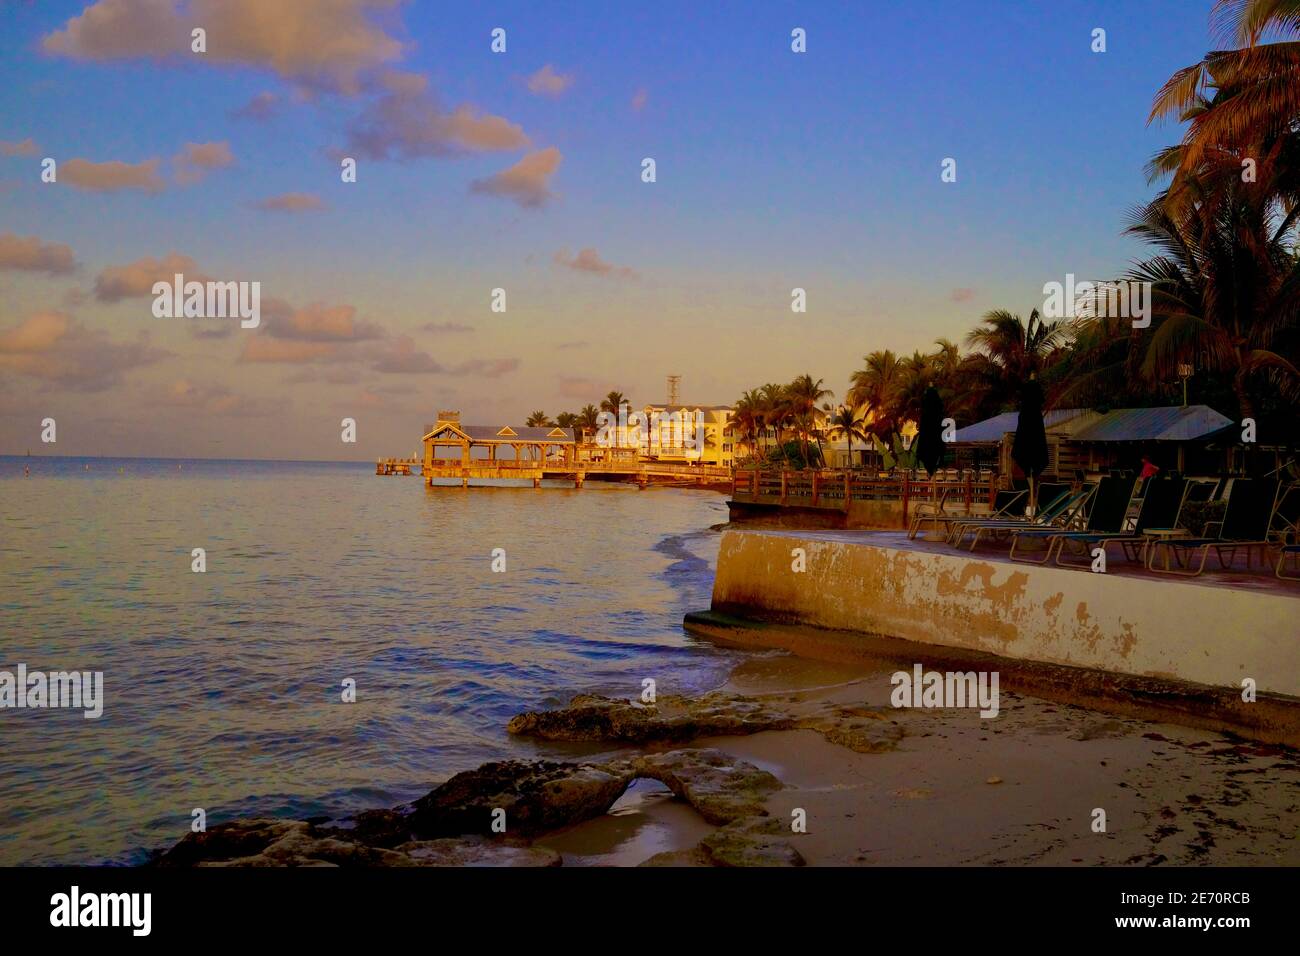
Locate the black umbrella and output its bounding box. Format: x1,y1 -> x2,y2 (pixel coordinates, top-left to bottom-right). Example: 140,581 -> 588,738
916,386 -> 946,478
1011,378 -> 1049,512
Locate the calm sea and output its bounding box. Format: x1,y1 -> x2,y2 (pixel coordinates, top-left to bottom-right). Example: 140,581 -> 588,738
0,456 -> 741,865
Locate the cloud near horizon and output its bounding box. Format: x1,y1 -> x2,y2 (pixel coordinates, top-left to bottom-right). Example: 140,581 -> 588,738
0,311 -> 169,391
93,253 -> 205,302
0,233 -> 76,275
553,247 -> 637,279
149,378 -> 267,416
262,299 -> 383,341
470,147 -> 561,208
418,321 -> 473,334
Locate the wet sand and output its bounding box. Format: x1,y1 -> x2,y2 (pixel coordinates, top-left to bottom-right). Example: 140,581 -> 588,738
535,652 -> 1300,866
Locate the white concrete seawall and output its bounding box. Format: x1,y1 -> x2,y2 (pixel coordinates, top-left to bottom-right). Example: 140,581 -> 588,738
710,530 -> 1300,699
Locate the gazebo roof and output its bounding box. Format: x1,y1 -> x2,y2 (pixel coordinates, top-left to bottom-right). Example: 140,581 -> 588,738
422,422 -> 575,444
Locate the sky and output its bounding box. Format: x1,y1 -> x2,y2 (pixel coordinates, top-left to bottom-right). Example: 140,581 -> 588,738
0,0 -> 1217,460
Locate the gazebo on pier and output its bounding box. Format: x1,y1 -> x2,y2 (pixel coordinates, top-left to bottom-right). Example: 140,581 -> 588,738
421,411 -> 578,480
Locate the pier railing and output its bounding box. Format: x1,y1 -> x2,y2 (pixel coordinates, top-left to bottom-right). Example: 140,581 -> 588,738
421,458 -> 733,479
731,467 -> 1000,518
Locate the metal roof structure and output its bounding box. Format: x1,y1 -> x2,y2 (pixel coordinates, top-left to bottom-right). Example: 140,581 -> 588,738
1069,405 -> 1233,442
954,404 -> 1233,444
953,408 -> 1094,443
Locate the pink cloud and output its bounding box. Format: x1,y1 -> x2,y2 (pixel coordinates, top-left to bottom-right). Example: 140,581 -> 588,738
0,311 -> 169,390
61,157 -> 165,192
553,247 -> 637,279
526,64 -> 574,97
173,141 -> 234,184
346,70 -> 530,160
0,233 -> 76,275
254,192 -> 326,213
94,253 -> 203,302
470,147 -> 561,208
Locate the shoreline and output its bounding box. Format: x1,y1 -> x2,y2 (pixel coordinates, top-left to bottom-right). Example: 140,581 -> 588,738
142,512 -> 1300,867
151,636 -> 1300,867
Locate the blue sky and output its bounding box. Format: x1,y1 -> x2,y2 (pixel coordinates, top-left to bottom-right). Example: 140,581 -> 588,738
0,0 -> 1217,458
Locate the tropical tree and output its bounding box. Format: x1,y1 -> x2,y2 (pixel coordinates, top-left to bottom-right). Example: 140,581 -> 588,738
759,383 -> 790,457
726,391 -> 762,461
1150,0 -> 1300,193
963,309 -> 1069,415
576,404 -> 601,436
525,410 -> 552,427
600,391 -> 628,422
555,411 -> 579,430
847,350 -> 904,441
1119,184 -> 1298,419
784,374 -> 833,464
826,404 -> 870,468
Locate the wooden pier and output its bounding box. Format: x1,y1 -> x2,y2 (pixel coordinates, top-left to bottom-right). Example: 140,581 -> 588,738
422,458 -> 732,488
379,412 -> 732,488
376,458 -> 419,476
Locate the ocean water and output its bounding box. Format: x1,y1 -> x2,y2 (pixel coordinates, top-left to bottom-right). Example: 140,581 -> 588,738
0,456 -> 741,865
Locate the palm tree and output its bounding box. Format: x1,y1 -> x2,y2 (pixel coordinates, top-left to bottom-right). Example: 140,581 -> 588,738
964,309 -> 1068,414
826,404 -> 870,468
785,374 -> 833,465
525,410 -> 552,427
759,383 -> 790,459
847,350 -> 903,441
1119,184 -> 1300,419
1149,0 -> 1300,189
575,404 -> 600,441
555,411 -> 579,430
727,391 -> 762,462
600,391 -> 628,421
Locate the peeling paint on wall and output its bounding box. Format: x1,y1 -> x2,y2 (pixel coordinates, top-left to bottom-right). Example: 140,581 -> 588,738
711,530 -> 1300,697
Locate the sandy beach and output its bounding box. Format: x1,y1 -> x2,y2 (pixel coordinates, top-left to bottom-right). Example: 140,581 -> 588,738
530,648 -> 1300,866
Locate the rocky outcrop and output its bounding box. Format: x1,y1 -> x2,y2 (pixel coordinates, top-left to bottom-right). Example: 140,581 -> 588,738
506,692 -> 795,743
155,748 -> 800,867
508,692 -> 904,754
625,749 -> 781,825
156,819 -> 561,868
408,760 -> 635,837
641,817 -> 805,867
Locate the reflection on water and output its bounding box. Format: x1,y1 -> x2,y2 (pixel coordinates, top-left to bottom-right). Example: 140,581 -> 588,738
0,457 -> 739,865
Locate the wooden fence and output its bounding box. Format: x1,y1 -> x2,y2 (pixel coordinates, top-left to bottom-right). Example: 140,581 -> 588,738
731,468 -> 1000,522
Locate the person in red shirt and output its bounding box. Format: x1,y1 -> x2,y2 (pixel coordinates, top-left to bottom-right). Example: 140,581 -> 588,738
1139,455 -> 1160,479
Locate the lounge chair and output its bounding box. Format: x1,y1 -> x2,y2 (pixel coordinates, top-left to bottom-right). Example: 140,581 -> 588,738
911,488 -> 1026,541
1148,478 -> 1280,576
1048,476 -> 1186,568
1009,476 -> 1137,564
1268,481 -> 1300,545
1277,545 -> 1300,580
949,484 -> 1086,552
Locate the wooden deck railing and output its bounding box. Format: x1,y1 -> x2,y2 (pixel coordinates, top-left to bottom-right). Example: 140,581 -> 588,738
731,468 -> 1000,519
